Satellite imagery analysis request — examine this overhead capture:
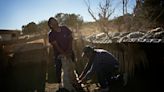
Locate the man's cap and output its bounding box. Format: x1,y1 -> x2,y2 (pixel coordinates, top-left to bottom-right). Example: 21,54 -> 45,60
81,45 -> 95,57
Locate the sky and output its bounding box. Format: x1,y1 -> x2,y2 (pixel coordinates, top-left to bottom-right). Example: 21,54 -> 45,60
0,0 -> 136,30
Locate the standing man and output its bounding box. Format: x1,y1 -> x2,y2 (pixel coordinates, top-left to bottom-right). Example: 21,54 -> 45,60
48,17 -> 75,91
78,45 -> 119,92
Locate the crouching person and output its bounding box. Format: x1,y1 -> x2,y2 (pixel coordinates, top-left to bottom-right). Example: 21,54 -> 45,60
78,45 -> 119,92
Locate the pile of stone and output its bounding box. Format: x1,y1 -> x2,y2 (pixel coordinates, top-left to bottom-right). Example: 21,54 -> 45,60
84,27 -> 164,43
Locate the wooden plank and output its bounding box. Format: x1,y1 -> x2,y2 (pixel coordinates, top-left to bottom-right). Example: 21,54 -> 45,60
0,34 -> 47,45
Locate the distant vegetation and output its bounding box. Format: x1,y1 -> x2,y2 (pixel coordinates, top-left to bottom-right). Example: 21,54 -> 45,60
21,13 -> 83,35
21,0 -> 164,36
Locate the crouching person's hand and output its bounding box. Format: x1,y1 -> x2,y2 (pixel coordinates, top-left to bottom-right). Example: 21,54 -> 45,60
78,80 -> 82,84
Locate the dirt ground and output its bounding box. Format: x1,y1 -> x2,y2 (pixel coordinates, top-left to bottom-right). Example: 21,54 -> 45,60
45,83 -> 98,92
45,83 -> 59,92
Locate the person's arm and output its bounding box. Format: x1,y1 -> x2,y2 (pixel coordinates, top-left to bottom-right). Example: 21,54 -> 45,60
67,32 -> 73,53
79,56 -> 100,83
80,61 -> 97,82
65,27 -> 73,54
49,32 -> 65,55
79,60 -> 93,80
50,41 -> 65,55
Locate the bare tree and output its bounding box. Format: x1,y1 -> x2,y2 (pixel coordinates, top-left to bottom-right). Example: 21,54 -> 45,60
123,0 -> 129,15
84,0 -> 115,38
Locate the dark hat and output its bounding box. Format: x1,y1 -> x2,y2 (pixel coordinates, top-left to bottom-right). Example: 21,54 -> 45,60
81,45 -> 94,57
